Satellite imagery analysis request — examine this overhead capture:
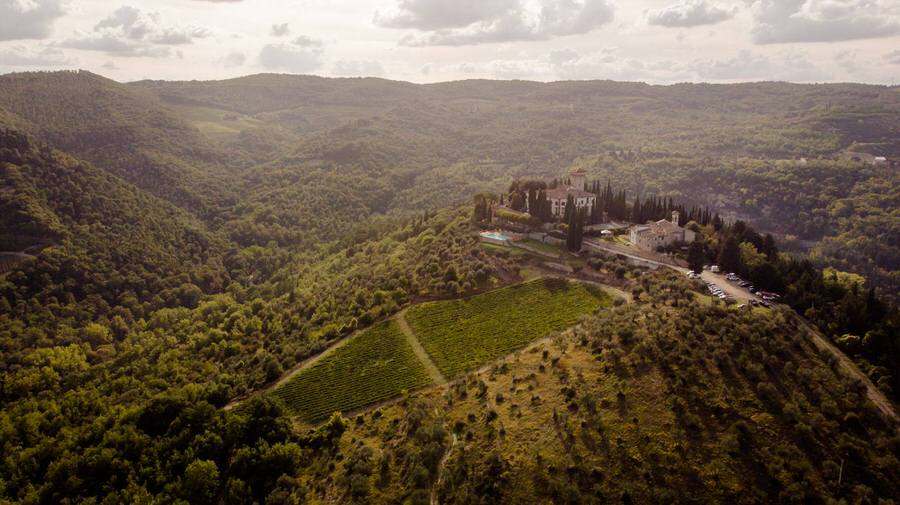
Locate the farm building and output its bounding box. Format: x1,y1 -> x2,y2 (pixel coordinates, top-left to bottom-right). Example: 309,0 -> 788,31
629,211 -> 696,251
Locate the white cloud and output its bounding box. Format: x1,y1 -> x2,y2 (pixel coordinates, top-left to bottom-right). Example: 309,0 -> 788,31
396,0 -> 616,46
258,43 -> 322,73
223,51 -> 245,67
0,0 -> 65,41
695,49 -> 774,79
374,0 -> 519,30
750,0 -> 900,44
93,6 -> 209,45
292,35 -> 322,47
885,49 -> 900,64
60,34 -> 172,57
271,23 -> 289,37
332,59 -> 384,77
647,1 -> 736,28
0,44 -> 72,66
59,5 -> 210,58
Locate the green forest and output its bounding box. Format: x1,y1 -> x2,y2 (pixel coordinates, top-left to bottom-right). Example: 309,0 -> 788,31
0,71 -> 898,504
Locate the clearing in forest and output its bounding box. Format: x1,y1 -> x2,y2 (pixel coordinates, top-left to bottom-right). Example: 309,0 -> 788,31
271,319 -> 433,422
406,277 -> 610,378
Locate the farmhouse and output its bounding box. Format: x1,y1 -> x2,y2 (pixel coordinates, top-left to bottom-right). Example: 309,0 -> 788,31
629,211 -> 696,251
544,168 -> 596,218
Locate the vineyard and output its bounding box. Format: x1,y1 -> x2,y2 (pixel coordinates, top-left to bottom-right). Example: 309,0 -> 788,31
406,278 -> 609,378
271,319 -> 433,422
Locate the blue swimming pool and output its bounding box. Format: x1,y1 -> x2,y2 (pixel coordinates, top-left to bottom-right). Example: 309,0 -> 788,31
480,231 -> 512,241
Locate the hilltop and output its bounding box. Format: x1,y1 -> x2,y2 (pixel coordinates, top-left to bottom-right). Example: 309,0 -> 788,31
0,70 -> 897,504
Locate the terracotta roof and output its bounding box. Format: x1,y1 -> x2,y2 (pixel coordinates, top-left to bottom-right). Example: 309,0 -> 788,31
633,219 -> 682,236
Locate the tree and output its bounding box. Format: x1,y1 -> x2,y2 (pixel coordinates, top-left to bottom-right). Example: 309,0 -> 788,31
563,194 -> 574,223
566,208 -> 585,252
182,460 -> 220,504
687,239 -> 705,273
717,236 -> 741,273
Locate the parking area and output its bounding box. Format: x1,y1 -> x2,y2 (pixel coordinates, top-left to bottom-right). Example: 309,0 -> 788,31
693,270 -> 780,307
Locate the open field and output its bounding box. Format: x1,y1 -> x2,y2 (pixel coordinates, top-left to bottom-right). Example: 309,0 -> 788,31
271,319 -> 433,422
406,278 -> 610,378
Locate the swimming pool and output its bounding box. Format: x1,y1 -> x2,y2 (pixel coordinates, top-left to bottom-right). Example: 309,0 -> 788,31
480,231 -> 512,241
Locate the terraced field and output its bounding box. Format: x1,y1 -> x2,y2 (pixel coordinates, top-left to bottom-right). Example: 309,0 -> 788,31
272,319 -> 433,422
406,278 -> 609,378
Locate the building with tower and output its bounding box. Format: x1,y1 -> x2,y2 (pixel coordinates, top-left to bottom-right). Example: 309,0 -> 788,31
543,168 -> 596,219
629,210 -> 696,251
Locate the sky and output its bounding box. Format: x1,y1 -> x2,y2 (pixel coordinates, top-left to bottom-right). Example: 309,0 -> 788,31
0,0 -> 899,84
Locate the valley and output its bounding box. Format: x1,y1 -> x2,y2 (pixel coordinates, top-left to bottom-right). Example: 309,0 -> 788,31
0,71 -> 897,505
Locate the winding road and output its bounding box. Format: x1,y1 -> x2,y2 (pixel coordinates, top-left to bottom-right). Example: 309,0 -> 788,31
585,238 -> 898,427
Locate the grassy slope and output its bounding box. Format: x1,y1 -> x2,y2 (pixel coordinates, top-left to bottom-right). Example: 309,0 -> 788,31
407,278 -> 610,378
296,271 -> 900,504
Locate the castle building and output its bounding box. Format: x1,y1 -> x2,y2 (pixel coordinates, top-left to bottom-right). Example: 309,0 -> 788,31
629,211 -> 696,251
544,168 -> 596,218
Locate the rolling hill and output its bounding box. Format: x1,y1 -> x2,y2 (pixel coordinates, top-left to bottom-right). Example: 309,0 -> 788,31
0,70 -> 897,504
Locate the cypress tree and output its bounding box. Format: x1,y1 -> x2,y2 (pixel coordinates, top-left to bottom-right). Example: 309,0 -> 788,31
687,239 -> 706,273
563,194 -> 575,223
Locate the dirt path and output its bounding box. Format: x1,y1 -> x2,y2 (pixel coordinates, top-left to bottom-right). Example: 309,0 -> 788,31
225,276 -> 633,414
431,433 -> 457,505
397,308 -> 447,385
798,318 -> 899,426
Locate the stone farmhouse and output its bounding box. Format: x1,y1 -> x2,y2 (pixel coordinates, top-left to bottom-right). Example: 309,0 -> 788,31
629,211 -> 696,251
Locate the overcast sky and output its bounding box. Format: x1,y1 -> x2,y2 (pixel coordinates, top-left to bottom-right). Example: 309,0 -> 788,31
1,0 -> 899,84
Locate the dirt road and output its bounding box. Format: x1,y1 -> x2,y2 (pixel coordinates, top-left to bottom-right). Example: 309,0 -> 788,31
397,308 -> 447,385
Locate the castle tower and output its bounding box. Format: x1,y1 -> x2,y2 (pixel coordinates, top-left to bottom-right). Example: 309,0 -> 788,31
570,168 -> 587,191
672,210 -> 680,226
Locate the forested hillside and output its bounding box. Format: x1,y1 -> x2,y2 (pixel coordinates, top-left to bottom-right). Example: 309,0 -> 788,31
128,74 -> 900,296
0,71 -> 898,503
0,71 -> 241,218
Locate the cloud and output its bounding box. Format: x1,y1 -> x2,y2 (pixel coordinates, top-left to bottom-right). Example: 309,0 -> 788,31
374,0 -> 519,30
60,34 -> 173,57
0,45 -> 72,66
292,35 -> 322,47
695,49 -> 774,79
396,0 -> 615,46
258,43 -> 322,73
886,49 -> 900,64
223,51 -> 245,67
750,0 -> 900,44
271,23 -> 290,36
93,6 -> 210,45
101,60 -> 118,70
646,1 -> 736,28
0,0 -> 65,41
549,48 -> 691,81
60,5 -> 210,58
332,59 -> 385,77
